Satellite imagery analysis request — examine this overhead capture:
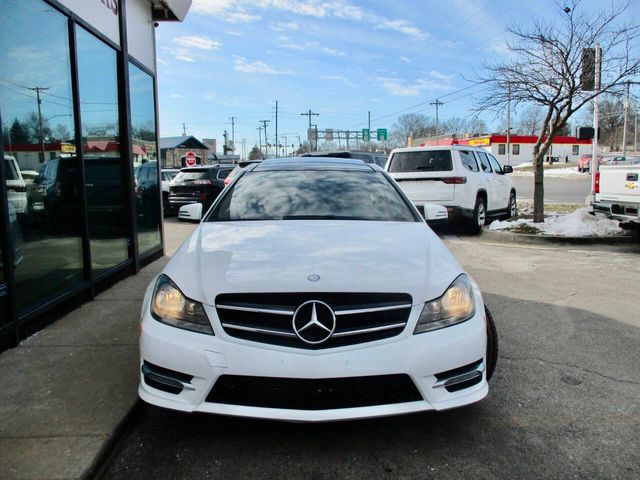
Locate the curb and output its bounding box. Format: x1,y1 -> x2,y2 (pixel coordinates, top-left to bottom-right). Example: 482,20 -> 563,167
480,228 -> 638,246
82,398 -> 143,480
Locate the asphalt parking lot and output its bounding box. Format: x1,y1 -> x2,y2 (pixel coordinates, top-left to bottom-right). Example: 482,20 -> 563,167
100,220 -> 640,479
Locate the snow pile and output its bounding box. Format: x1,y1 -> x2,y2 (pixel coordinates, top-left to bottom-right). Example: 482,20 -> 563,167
489,208 -> 624,237
510,166 -> 586,177
513,162 -> 533,169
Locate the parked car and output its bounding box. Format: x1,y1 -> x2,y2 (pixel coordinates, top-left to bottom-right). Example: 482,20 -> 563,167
139,157 -> 498,421
223,160 -> 262,186
386,146 -> 516,233
578,154 -> 602,172
301,150 -> 388,167
161,168 -> 179,211
4,155 -> 27,217
593,163 -> 640,226
168,164 -> 233,216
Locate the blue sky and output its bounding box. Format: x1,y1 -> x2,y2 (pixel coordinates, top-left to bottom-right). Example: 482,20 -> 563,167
154,0 -> 633,152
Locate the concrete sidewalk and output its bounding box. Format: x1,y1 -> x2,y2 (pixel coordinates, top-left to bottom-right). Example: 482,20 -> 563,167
0,219 -> 195,480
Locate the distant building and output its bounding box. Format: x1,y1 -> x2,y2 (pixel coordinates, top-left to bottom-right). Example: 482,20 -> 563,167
413,134 -> 592,165
160,136 -> 209,168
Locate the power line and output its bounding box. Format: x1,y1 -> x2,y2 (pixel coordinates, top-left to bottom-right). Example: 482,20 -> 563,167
300,110 -> 319,151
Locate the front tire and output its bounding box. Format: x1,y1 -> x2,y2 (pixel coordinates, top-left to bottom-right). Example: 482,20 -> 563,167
467,196 -> 486,234
505,191 -> 517,219
485,306 -> 498,381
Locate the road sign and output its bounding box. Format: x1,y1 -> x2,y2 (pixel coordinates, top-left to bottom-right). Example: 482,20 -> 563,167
185,151 -> 196,166
376,128 -> 388,141
362,128 -> 370,141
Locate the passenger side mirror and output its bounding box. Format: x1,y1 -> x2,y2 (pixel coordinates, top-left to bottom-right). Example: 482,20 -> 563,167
422,203 -> 448,221
178,203 -> 203,222
502,165 -> 513,174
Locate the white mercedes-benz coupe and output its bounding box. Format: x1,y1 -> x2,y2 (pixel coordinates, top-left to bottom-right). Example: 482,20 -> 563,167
139,157 -> 498,422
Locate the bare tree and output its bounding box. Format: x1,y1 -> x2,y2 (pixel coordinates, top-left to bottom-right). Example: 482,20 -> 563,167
476,0 -> 640,222
248,145 -> 263,160
443,117 -> 467,136
467,116 -> 488,135
515,105 -> 545,135
390,113 -> 434,146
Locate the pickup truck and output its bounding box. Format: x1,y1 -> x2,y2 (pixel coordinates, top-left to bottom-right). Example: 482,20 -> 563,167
593,164 -> 640,224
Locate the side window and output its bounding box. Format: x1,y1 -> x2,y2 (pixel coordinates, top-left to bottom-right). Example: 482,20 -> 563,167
487,154 -> 503,174
477,152 -> 493,173
459,150 -> 479,172
217,169 -> 232,180
572,145 -> 579,155
498,144 -> 506,155
512,144 -> 520,155
376,156 -> 387,167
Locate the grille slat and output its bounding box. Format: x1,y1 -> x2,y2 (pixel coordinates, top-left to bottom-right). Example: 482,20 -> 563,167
216,292 -> 412,349
206,374 -> 423,410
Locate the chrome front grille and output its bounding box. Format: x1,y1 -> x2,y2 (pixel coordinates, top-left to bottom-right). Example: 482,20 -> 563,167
215,292 -> 413,349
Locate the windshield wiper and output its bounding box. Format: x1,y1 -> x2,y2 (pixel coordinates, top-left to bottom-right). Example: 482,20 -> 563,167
282,215 -> 364,220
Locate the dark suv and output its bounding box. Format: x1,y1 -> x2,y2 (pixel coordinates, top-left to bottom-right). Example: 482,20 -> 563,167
301,151 -> 388,167
168,165 -> 233,215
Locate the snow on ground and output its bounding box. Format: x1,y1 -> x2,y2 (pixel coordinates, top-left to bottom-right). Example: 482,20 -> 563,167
489,208 -> 624,237
510,166 -> 587,177
513,162 -> 533,169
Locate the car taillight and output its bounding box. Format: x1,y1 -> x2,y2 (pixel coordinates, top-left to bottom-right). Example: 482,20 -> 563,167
594,171 -> 600,193
193,179 -> 212,185
224,177 -> 232,186
442,176 -> 467,184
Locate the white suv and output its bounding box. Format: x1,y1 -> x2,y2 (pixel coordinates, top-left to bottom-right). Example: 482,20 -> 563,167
386,146 -> 516,232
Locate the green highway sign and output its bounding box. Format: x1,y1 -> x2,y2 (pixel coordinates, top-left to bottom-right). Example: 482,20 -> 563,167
362,128 -> 370,141
377,128 -> 388,141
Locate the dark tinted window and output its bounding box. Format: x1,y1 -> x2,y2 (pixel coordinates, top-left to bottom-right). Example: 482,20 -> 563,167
217,168 -> 232,180
459,151 -> 479,172
4,159 -> 19,180
209,170 -> 417,222
477,152 -> 492,172
387,150 -> 453,172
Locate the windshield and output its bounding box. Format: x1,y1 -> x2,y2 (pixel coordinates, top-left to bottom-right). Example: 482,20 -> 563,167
208,170 -> 418,222
387,150 -> 453,173
173,170 -> 210,182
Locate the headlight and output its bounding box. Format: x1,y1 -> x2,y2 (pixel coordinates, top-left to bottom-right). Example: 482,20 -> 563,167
414,274 -> 475,334
151,274 -> 213,335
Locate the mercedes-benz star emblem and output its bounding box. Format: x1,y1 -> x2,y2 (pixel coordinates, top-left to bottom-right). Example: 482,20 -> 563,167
292,300 -> 336,344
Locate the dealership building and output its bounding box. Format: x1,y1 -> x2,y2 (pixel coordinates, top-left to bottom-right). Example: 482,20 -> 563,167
414,134 -> 593,165
0,0 -> 191,351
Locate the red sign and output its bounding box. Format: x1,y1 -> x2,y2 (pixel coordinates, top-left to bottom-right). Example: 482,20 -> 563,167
185,151 -> 197,167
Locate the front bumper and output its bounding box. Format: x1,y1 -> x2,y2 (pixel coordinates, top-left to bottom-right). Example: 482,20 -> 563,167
139,294 -> 489,422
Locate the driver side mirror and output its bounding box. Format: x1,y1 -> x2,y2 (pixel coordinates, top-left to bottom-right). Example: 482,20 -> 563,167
502,165 -> 513,174
178,203 -> 203,222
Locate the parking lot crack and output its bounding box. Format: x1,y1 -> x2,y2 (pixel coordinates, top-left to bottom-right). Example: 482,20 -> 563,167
501,354 -> 640,386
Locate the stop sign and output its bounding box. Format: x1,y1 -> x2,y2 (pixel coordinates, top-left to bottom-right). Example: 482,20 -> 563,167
185,151 -> 196,167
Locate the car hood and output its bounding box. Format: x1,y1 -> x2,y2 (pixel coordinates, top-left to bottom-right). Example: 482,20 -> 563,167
163,220 -> 464,306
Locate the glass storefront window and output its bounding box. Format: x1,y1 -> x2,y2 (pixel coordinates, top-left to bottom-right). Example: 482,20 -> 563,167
0,0 -> 84,315
76,27 -> 129,275
129,63 -> 161,255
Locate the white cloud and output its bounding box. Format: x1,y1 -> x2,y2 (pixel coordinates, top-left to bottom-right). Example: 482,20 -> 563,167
280,41 -> 345,57
269,21 -> 300,32
322,75 -> 355,86
233,56 -> 290,75
174,35 -> 221,50
224,30 -> 243,36
192,0 -> 424,37
169,93 -> 184,99
378,74 -> 453,96
400,56 -> 411,63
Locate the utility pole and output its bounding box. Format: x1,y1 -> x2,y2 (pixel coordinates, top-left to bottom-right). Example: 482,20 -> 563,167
275,101 -> 278,158
430,99 -> 444,146
28,86 -> 49,161
622,81 -> 630,157
229,116 -> 235,152
368,111 -> 371,151
591,44 -> 601,196
260,119 -> 270,157
300,109 -> 319,151
635,109 -> 638,152
506,86 -> 511,165
257,126 -> 263,155
241,138 -> 246,160
182,123 -> 187,136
